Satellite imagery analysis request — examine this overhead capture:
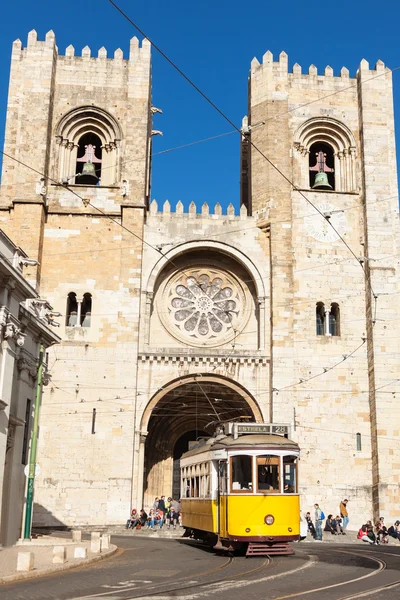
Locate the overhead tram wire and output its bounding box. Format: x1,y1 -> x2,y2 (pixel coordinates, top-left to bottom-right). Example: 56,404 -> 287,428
107,0 -> 379,305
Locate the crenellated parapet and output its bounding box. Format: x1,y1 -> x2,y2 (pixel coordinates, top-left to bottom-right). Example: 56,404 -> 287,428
249,50 -> 391,108
250,49 -> 389,81
11,29 -> 150,68
148,200 -> 250,219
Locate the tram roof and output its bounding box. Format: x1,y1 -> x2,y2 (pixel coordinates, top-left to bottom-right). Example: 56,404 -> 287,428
182,433 -> 299,459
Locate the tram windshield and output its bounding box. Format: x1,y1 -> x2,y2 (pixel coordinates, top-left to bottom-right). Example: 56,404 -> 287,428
231,455 -> 252,492
283,455 -> 298,493
257,455 -> 280,493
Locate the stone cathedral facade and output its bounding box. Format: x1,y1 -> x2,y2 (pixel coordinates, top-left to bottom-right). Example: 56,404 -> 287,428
0,30 -> 399,531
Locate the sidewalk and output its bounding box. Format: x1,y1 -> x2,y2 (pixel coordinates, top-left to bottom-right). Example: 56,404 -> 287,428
0,534 -> 117,584
111,525 -> 400,547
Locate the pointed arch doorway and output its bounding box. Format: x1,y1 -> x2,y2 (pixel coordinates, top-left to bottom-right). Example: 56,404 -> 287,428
140,375 -> 263,507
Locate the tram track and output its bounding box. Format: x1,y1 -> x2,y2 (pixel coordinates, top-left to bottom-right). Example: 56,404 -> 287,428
272,548 -> 397,600
75,552 -> 271,600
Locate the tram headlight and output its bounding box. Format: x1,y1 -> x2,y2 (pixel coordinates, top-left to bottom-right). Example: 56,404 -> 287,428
264,514 -> 275,525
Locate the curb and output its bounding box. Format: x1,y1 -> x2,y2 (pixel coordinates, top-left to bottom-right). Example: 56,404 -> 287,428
113,532 -> 184,540
0,544 -> 118,585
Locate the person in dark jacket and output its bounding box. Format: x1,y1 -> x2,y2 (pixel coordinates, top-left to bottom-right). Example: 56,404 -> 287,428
388,521 -> 400,541
334,515 -> 344,534
305,512 -> 316,539
324,514 -> 337,534
139,509 -> 147,526
158,496 -> 166,513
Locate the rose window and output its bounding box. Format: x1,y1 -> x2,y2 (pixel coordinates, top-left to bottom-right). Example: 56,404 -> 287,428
161,268 -> 248,346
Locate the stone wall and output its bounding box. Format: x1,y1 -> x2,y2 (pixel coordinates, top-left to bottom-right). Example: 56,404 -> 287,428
0,33 -> 399,528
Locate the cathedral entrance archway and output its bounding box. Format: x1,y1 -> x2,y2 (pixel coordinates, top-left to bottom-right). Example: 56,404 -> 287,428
140,375 -> 263,507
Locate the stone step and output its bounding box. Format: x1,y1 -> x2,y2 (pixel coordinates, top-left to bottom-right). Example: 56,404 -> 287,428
108,526 -> 185,538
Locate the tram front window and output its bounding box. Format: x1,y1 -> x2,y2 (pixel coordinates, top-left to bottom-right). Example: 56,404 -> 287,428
257,455 -> 280,493
231,455 -> 253,492
283,455 -> 298,493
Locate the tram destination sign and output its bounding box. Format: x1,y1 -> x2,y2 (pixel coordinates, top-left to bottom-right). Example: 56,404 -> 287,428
225,422 -> 290,438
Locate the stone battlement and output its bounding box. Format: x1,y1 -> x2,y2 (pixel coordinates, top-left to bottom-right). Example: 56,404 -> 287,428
250,50 -> 388,83
148,199 -> 250,219
11,30 -> 150,64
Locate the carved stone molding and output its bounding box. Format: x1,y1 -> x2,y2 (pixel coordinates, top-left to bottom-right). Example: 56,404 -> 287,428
0,307 -> 25,347
6,424 -> 16,453
17,356 -> 38,379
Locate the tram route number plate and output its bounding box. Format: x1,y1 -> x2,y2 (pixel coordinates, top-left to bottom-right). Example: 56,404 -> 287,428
234,423 -> 289,436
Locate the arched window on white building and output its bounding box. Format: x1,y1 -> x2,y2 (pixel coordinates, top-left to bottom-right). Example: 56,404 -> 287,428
316,301 -> 340,337
329,302 -> 340,336
66,292 -> 78,327
316,302 -> 325,336
294,117 -> 357,192
66,292 -> 92,328
55,106 -> 122,186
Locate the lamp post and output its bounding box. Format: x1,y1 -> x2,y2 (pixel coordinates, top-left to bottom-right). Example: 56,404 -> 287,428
23,344 -> 44,540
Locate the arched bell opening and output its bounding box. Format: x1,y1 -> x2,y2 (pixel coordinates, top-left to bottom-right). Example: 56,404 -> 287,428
142,377 -> 261,508
76,132 -> 102,185
309,141 -> 335,190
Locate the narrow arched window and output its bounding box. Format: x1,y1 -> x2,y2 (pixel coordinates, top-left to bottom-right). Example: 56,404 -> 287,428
356,433 -> 362,451
316,302 -> 325,336
309,142 -> 335,190
81,293 -> 92,328
76,133 -> 102,185
66,292 -> 78,327
329,303 -> 340,336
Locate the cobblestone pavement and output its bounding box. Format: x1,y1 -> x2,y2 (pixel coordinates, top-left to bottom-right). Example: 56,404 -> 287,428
1,535 -> 400,600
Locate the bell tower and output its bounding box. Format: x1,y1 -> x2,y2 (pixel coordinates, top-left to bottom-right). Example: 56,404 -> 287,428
0,29 -> 152,290
0,30 -> 155,529
242,51 -> 400,519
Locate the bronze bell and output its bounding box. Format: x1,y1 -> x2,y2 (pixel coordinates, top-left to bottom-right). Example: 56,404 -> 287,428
78,161 -> 98,185
312,171 -> 332,190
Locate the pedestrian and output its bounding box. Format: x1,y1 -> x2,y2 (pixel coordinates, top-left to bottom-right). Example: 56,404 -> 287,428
314,504 -> 324,541
305,512 -> 317,539
171,497 -> 180,513
388,521 -> 400,541
375,517 -> 388,543
334,515 -> 344,534
158,495 -> 166,513
126,508 -> 139,529
358,524 -> 375,544
167,508 -> 178,529
324,514 -> 337,535
339,498 -> 349,531
153,497 -> 159,511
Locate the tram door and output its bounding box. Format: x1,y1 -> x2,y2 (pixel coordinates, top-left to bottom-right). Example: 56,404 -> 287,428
217,460 -> 228,537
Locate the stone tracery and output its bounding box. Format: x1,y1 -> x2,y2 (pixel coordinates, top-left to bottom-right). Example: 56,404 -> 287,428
161,268 -> 247,346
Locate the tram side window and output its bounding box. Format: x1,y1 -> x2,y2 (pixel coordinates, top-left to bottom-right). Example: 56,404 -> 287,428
231,455 -> 253,492
190,476 -> 200,497
283,455 -> 298,493
219,461 -> 228,494
257,456 -> 280,493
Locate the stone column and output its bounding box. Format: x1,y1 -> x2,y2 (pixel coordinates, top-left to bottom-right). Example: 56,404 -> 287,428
258,296 -> 266,350
76,298 -> 83,327
132,431 -> 147,510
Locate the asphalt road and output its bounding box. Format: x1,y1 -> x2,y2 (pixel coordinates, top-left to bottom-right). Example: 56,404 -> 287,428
1,536 -> 400,600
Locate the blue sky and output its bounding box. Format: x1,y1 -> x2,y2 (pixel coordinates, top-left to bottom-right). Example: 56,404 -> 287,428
0,0 -> 399,211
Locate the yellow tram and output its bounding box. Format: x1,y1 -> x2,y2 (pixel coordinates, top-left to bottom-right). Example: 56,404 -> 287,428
180,422 -> 300,556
